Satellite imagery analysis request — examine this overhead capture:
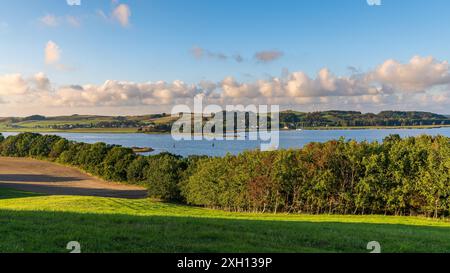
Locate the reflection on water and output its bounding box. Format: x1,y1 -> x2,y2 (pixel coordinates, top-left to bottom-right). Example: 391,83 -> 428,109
2,127 -> 450,157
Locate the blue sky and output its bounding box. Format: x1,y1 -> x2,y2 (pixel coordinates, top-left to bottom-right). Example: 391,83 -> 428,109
0,0 -> 449,115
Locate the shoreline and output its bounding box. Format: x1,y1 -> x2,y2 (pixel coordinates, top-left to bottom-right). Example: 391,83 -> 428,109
1,124 -> 449,134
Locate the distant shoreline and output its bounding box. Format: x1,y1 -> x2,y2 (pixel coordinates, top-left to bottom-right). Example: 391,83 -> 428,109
1,124 -> 449,134
285,124 -> 450,131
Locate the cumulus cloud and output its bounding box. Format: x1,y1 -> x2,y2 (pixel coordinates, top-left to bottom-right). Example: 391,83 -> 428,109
112,4 -> 131,27
369,56 -> 450,92
37,79 -> 201,107
45,41 -> 61,65
33,72 -> 51,90
254,50 -> 284,63
0,74 -> 29,96
0,56 -> 449,114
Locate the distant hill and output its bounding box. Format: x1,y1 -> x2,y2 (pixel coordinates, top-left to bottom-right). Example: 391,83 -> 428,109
279,110 -> 450,128
0,110 -> 449,132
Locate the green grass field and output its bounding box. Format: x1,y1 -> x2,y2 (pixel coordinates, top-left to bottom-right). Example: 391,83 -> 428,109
1,188 -> 449,253
0,127 -> 138,133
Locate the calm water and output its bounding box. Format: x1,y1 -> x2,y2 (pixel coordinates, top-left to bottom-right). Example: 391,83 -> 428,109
2,128 -> 450,157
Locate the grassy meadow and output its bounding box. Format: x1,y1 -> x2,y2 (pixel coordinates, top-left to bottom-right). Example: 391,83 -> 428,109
1,188 -> 449,253
1,111 -> 449,134
0,127 -> 139,133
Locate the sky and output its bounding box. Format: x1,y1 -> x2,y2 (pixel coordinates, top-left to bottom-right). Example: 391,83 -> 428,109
0,0 -> 449,116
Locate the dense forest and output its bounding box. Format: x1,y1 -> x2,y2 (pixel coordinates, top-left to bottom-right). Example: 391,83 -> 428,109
0,132 -> 449,217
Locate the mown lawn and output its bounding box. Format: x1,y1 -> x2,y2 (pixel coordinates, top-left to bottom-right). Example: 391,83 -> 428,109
0,188 -> 449,253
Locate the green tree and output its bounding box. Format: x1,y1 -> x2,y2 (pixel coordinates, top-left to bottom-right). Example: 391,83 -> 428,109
29,135 -> 63,158
102,146 -> 136,181
0,132 -> 40,157
145,153 -> 185,201
127,156 -> 150,184
49,138 -> 70,159
75,142 -> 111,175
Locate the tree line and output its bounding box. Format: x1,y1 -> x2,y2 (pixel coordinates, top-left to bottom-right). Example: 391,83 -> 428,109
280,110 -> 450,128
0,132 -> 448,217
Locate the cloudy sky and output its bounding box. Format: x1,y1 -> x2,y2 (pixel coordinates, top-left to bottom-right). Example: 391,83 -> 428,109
0,0 -> 449,116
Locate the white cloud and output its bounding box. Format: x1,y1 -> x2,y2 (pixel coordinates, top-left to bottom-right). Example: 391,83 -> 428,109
0,74 -> 29,95
112,4 -> 131,27
41,80 -> 199,107
369,56 -> 450,92
0,56 -> 449,115
33,72 -> 51,90
45,41 -> 61,65
44,41 -> 74,71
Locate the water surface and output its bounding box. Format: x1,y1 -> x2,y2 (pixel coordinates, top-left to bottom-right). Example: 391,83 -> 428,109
2,128 -> 449,157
